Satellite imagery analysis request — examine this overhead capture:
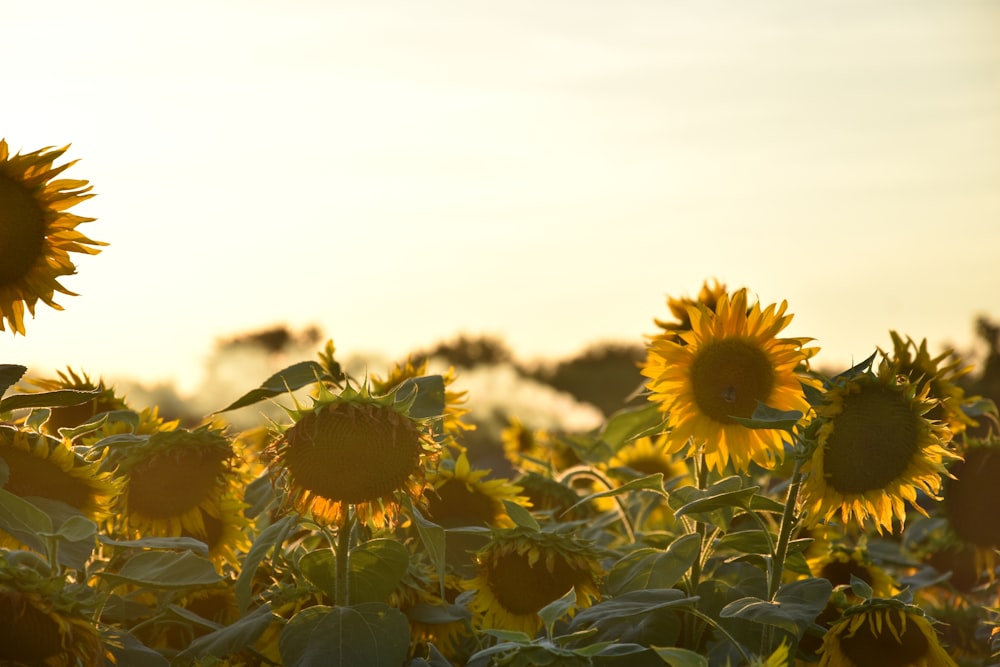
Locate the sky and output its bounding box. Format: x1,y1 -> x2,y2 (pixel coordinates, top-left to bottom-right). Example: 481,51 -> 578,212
4,0 -> 1000,394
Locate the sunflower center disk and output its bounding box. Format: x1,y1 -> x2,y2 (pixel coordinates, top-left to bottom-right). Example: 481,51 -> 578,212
0,590 -> 64,663
822,385 -> 920,495
128,448 -> 228,518
0,445 -> 92,509
283,405 -> 422,506
689,338 -> 776,423
427,479 -> 498,528
0,174 -> 47,285
486,551 -> 577,615
839,612 -> 930,667
945,447 -> 1000,546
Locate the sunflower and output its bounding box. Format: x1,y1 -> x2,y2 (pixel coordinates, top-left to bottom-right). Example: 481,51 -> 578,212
0,425 -> 115,540
105,425 -> 236,539
642,288 -> 817,473
390,561 -> 473,661
23,367 -> 129,436
0,139 -> 105,335
265,381 -> 439,529
808,545 -> 898,598
882,331 -> 981,436
424,452 -> 529,529
941,436 -> 1000,581
800,358 -> 957,534
371,357 -> 475,438
652,278 -> 732,344
180,488 -> 252,569
511,471 -> 596,522
817,599 -> 958,667
464,527 -> 603,635
0,556 -> 106,666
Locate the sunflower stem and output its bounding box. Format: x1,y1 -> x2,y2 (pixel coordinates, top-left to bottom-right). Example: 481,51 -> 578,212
335,510 -> 356,606
768,454 -> 805,602
684,451 -> 710,649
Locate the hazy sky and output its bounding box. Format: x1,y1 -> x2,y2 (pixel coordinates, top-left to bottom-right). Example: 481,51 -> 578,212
5,0 -> 1000,392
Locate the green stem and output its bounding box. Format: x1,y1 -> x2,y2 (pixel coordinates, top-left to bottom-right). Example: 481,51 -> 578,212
557,465 -> 637,544
686,453 -> 709,595
767,454 -> 805,601
335,510 -> 356,606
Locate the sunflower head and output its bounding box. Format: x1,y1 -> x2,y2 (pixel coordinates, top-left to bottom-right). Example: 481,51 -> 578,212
817,598 -> 958,667
0,139 -> 106,334
652,278 -> 732,343
265,381 -> 439,529
883,331 -> 982,436
942,436 -> 1000,579
464,527 -> 603,635
643,287 -> 818,473
424,452 -> 529,529
24,367 -> 129,436
0,554 -> 105,666
105,424 -> 236,539
808,544 -> 898,598
801,357 -> 957,534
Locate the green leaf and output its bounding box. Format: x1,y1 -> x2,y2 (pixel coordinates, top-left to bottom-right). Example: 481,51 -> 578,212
103,627 -> 170,667
98,535 -> 210,556
672,485 -> 759,520
600,403 -> 667,450
0,364 -> 27,399
298,549 -> 337,600
177,603 -> 276,661
236,514 -> 297,613
962,397 -> 999,418
719,577 -> 832,636
395,375 -> 446,419
214,361 -> 332,413
716,530 -> 775,556
503,498 -> 540,532
571,589 -> 696,625
607,534 -> 701,595
539,589 -> 576,638
0,489 -> 53,547
849,574 -> 874,600
279,603 -> 410,667
730,401 -> 803,431
564,473 -> 667,516
348,538 -> 411,604
653,646 -> 709,667
98,550 -> 222,589
53,514 -> 98,543
0,388 -> 102,413
830,351 -> 878,384
405,500 -> 446,598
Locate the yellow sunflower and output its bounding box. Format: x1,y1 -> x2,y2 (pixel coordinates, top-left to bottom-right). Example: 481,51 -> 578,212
653,278 -> 732,344
464,527 -> 603,635
808,545 -> 898,598
500,417 -> 581,474
883,331 -> 981,436
941,436 -> 1000,581
0,139 -> 105,334
23,367 -> 129,436
800,358 -> 957,534
817,599 -> 958,667
0,425 -> 115,539
106,425 -> 236,539
180,488 -> 252,569
265,381 -> 439,529
424,452 -> 529,529
642,288 -> 817,473
0,556 -> 106,666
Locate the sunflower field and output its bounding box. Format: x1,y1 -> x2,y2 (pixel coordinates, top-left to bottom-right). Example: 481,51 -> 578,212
4,140 -> 1000,666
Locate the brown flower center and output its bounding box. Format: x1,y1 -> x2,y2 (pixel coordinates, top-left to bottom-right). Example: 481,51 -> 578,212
128,446 -> 229,518
838,612 -> 930,667
282,403 -> 423,505
945,447 -> 1000,547
819,557 -> 873,588
0,444 -> 92,509
0,590 -> 64,662
0,173 -> 46,286
689,338 -> 775,423
486,549 -> 578,615
822,384 -> 920,494
426,478 -> 499,527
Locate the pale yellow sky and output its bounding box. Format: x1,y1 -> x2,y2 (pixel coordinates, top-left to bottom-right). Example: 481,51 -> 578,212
4,0 -> 1000,392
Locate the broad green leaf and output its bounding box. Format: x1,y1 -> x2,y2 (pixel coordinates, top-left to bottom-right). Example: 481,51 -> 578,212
539,589 -> 576,638
830,351 -> 877,385
27,497 -> 99,570
600,402 -> 667,450
719,577 -> 832,636
98,550 -> 222,589
672,486 -> 759,520
716,530 -> 775,556
482,629 -> 533,643
503,498 -> 540,532
849,574 -> 874,600
571,589 -> 695,626
214,361 -> 332,413
54,514 -> 98,543
0,364 -> 27,399
607,534 -> 701,595
730,401 -> 803,431
0,388 -> 101,413
349,538 -> 410,604
103,628 -> 170,667
395,375 -> 446,419
406,501 -> 446,597
98,535 -> 210,556
236,514 -> 297,612
299,549 -> 337,599
962,396 -> 998,418
177,603 -> 276,661
653,646 -> 709,667
279,603 -> 409,667
0,489 -> 53,546
565,473 -> 667,515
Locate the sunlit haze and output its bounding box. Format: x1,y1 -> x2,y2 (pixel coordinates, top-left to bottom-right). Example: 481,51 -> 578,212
5,0 -> 1000,394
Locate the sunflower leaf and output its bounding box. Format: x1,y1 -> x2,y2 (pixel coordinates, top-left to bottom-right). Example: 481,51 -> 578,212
653,646 -> 709,667
97,550 -> 222,589
503,498 -> 540,531
719,578 -> 832,636
394,375 -> 446,419
405,500 -> 447,598
829,350 -> 878,385
0,364 -> 27,399
236,514 -> 298,613
607,534 -> 701,595
176,603 -> 276,661
214,361 -> 333,413
563,473 -> 667,517
0,489 -> 53,548
349,538 -> 411,604
729,401 -> 803,431
279,603 -> 410,667
0,387 -> 102,413
539,589 -> 577,639
599,402 -> 668,451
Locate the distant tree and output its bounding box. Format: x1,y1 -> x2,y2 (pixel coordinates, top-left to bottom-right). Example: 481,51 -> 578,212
218,324 -> 322,355
532,342 -> 646,417
414,334 -> 514,369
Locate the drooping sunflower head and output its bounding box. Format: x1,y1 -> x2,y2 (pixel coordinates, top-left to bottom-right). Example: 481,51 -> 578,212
105,425 -> 236,539
642,287 -> 818,473
816,598 -> 958,667
0,139 -> 106,335
464,527 -> 603,635
883,331 -> 981,436
652,278 -> 732,344
801,357 -> 957,534
265,381 -> 439,529
942,436 -> 1000,580
423,452 -> 529,529
0,554 -> 106,666
808,544 -> 898,598
0,425 -> 116,523
24,367 -> 129,436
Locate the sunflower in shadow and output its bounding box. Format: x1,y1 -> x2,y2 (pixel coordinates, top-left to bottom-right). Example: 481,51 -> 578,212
22,367 -> 129,436
423,451 -> 529,529
0,139 -> 105,334
0,425 -> 115,548
800,357 -> 957,534
464,526 -> 603,635
817,598 -> 958,666
643,287 -> 818,473
264,381 -> 439,529
0,552 -> 106,666
939,435 -> 1000,583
